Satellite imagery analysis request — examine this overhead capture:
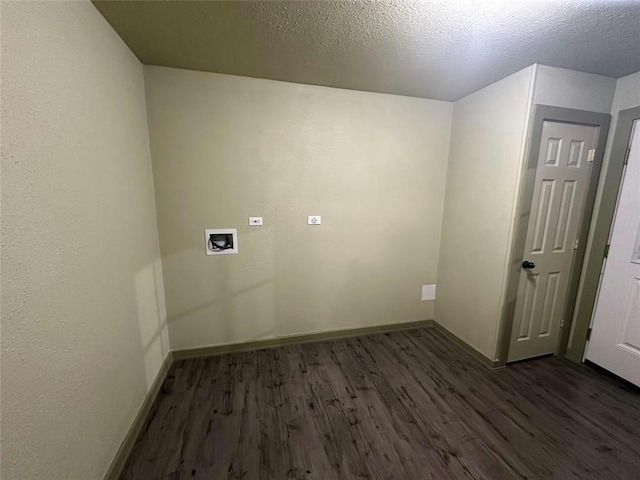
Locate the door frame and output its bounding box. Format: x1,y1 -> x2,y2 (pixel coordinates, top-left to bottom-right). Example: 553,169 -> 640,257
568,106 -> 640,363
496,105 -> 611,366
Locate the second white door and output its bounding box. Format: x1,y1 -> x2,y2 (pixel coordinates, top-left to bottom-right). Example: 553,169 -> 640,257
586,121 -> 640,387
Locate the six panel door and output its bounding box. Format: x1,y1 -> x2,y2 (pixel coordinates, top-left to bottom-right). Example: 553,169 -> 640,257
508,121 -> 598,362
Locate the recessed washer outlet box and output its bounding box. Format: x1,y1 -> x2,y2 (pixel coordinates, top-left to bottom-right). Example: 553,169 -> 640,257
205,228 -> 238,255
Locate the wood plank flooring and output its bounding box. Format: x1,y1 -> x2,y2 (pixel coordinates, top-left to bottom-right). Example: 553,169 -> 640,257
120,327 -> 640,479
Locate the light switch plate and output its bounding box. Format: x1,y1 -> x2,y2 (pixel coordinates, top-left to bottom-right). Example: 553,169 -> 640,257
308,216 -> 321,225
421,284 -> 436,301
249,217 -> 263,226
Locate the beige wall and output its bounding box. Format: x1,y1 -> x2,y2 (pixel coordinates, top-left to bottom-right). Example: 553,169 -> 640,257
144,66 -> 452,351
533,64 -> 616,114
435,66 -> 536,360
609,70 -> 640,113
1,2 -> 169,479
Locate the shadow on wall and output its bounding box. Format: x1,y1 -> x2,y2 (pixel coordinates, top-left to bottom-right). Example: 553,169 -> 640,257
161,225 -> 360,349
164,226 -> 278,349
134,258 -> 170,389
161,219 -> 431,351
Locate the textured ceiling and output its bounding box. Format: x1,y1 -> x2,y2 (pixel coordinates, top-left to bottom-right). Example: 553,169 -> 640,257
93,0 -> 640,101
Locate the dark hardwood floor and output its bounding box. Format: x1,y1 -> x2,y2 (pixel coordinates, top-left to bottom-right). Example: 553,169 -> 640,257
120,327 -> 640,479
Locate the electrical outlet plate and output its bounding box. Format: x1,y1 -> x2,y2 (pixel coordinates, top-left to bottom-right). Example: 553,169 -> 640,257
308,215 -> 322,225
248,217 -> 263,226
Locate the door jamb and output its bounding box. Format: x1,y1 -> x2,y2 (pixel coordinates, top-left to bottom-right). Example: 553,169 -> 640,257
566,106 -> 640,363
495,105 -> 611,366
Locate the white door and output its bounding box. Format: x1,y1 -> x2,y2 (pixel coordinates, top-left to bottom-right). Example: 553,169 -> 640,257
509,121 -> 599,362
586,122 -> 640,387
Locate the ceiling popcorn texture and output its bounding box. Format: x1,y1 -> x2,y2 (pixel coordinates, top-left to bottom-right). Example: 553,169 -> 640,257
93,0 -> 640,101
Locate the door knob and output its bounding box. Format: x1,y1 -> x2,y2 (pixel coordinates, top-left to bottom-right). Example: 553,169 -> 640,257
522,261 -> 536,269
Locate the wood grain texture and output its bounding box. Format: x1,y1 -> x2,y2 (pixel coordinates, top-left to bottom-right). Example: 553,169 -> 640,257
120,327 -> 640,479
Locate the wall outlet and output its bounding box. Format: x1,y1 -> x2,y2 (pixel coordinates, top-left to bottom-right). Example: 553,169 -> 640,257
421,284 -> 436,301
249,217 -> 263,226
308,215 -> 322,225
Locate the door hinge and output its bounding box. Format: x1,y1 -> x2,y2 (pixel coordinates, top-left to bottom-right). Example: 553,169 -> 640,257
586,328 -> 592,341
573,239 -> 579,251
604,243 -> 610,258
624,147 -> 630,165
587,149 -> 596,163
560,318 -> 565,329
